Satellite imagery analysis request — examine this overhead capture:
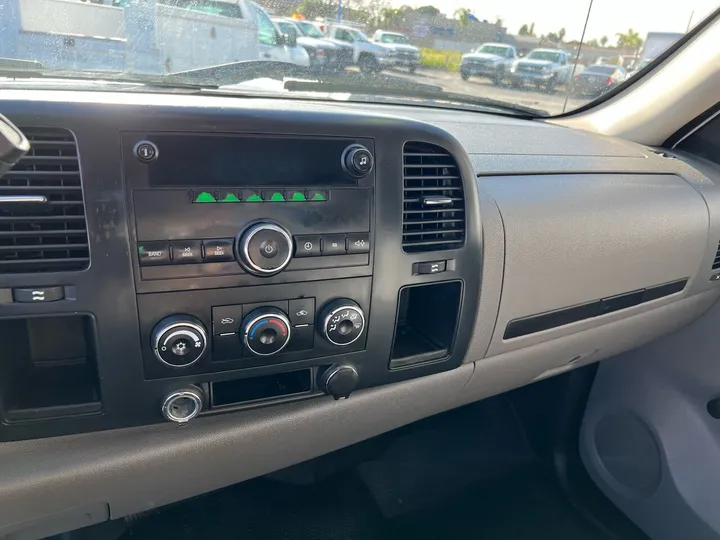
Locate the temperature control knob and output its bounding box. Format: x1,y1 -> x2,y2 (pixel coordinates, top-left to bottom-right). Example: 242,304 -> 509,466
151,315 -> 208,368
241,307 -> 292,356
236,222 -> 293,276
319,299 -> 366,346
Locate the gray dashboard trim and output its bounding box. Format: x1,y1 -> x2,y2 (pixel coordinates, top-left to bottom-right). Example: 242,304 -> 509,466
0,290 -> 715,535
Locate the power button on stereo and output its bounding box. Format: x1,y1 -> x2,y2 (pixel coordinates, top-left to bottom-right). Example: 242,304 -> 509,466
236,222 -> 293,276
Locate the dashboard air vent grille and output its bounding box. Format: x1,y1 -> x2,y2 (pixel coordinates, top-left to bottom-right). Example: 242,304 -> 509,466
713,241 -> 720,271
403,142 -> 465,252
0,128 -> 89,273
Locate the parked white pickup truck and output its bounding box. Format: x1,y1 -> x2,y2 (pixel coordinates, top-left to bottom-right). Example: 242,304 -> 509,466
323,24 -> 388,72
371,30 -> 421,73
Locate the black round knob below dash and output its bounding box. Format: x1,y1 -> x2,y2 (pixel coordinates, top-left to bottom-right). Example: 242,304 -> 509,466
320,365 -> 359,399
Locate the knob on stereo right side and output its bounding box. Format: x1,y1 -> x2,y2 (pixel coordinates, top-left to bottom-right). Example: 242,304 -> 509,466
341,144 -> 374,178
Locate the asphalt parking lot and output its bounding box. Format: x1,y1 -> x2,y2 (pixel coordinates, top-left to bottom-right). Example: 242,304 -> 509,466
382,67 -> 595,115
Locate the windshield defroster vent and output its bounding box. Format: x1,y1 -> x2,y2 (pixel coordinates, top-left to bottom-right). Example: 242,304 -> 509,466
0,128 -> 89,273
402,142 -> 465,252
713,241 -> 720,271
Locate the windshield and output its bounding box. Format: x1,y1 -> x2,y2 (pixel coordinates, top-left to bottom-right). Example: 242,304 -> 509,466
584,65 -> 617,75
380,33 -> 409,44
2,0 -> 717,117
349,29 -> 370,42
477,45 -> 511,56
297,21 -> 324,38
276,21 -> 296,35
527,50 -> 562,62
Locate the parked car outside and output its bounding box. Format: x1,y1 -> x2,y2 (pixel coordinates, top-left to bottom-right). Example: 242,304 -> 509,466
509,48 -> 573,91
460,43 -> 518,84
273,18 -> 344,71
324,24 -> 388,73
371,31 -> 421,73
571,64 -> 626,96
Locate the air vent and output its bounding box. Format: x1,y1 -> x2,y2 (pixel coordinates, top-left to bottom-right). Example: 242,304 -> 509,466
0,128 -> 89,273
402,142 -> 465,252
713,241 -> 720,271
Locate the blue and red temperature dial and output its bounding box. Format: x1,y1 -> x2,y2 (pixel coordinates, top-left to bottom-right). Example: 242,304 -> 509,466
241,308 -> 292,356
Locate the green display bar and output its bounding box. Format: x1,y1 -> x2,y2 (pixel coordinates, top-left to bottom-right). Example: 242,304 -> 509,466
193,191 -> 217,203
219,193 -> 241,202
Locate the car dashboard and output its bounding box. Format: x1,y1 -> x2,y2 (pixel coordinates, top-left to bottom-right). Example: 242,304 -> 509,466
1,89 -> 720,537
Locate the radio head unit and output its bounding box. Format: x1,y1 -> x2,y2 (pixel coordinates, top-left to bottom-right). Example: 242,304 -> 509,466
123,133 -> 374,284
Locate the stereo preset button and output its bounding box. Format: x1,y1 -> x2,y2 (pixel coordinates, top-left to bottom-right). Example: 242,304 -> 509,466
242,189 -> 264,203
295,235 -> 321,257
171,240 -> 202,264
307,190 -> 328,202
288,190 -> 307,202
262,190 -> 286,202
138,241 -> 170,266
289,298 -> 315,326
322,234 -> 347,256
347,233 -> 370,254
203,239 -> 234,262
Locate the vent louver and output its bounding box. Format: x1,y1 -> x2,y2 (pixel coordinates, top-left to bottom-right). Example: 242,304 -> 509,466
713,241 -> 720,271
0,128 -> 89,273
402,142 -> 465,252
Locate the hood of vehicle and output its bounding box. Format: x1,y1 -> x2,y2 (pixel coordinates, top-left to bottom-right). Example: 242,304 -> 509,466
379,43 -> 419,54
516,58 -> 555,67
462,52 -> 502,61
297,37 -> 337,50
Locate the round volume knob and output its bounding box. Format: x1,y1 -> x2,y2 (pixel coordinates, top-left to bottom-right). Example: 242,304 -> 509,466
151,315 -> 208,368
320,364 -> 359,399
236,222 -> 293,276
320,299 -> 366,346
342,144 -> 374,177
241,308 -> 292,356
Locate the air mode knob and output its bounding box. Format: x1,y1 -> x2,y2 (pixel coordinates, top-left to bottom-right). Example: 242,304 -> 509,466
151,315 -> 208,367
319,299 -> 366,346
236,222 -> 293,276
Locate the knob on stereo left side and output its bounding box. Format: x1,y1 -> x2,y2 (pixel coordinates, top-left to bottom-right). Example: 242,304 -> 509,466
151,315 -> 208,368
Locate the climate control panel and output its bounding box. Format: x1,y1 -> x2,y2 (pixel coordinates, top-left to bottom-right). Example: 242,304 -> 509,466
136,277 -> 372,380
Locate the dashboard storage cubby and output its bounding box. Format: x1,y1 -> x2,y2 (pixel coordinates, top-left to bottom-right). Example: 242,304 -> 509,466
211,369 -> 313,408
390,281 -> 462,369
0,315 -> 101,422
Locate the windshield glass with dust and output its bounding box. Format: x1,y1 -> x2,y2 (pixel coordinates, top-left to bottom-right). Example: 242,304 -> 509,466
1,0 -> 717,116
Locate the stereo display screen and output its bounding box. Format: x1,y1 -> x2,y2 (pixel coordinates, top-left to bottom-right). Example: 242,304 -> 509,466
145,135 -> 359,187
